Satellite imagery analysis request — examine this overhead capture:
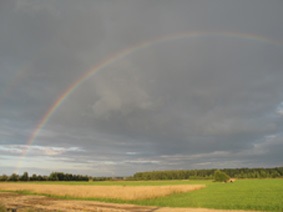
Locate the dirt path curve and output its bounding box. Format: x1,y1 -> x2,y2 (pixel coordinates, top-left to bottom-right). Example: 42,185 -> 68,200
0,192 -> 256,212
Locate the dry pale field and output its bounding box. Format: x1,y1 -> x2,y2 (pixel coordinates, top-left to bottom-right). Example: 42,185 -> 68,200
0,183 -> 205,200
0,192 -> 258,212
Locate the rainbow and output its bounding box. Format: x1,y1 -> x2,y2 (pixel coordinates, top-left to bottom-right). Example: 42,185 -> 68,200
17,31 -> 283,171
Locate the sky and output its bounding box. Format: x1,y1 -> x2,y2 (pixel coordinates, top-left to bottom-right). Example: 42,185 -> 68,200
0,0 -> 283,177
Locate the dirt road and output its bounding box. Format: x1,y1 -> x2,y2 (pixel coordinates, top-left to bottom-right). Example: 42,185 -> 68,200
0,192 -> 256,212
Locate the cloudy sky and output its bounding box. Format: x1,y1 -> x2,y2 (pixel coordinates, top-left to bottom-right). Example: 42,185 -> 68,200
1,0 -> 283,176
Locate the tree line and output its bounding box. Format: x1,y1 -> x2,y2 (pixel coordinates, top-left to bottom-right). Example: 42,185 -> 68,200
130,167 -> 283,180
0,172 -> 91,182
0,171 -> 125,182
1,167 -> 282,182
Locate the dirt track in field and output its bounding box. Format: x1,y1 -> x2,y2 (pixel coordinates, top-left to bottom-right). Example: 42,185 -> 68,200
0,192 -> 257,212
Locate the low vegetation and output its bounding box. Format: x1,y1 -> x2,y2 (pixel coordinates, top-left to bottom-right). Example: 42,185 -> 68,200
1,168 -> 283,211
1,179 -> 283,211
0,203 -> 6,212
0,183 -> 205,200
131,179 -> 283,211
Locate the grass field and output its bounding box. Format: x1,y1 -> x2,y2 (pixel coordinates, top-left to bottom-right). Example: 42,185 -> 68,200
130,179 -> 283,211
1,179 -> 283,211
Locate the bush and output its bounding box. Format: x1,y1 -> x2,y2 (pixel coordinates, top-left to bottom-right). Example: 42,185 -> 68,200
214,170 -> 230,182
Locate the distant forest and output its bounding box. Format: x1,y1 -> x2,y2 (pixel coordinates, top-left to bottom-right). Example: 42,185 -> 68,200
130,167 -> 283,180
0,167 -> 283,181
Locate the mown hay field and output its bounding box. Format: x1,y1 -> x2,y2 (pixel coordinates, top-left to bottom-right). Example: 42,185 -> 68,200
0,183 -> 205,200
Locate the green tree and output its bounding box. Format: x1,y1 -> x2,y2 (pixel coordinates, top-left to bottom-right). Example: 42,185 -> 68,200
19,172 -> 29,181
214,170 -> 230,182
30,174 -> 38,181
0,175 -> 8,182
48,172 -> 59,181
8,173 -> 19,182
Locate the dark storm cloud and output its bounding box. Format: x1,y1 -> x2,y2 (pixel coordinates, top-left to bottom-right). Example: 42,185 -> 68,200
0,0 -> 283,176
82,39 -> 283,152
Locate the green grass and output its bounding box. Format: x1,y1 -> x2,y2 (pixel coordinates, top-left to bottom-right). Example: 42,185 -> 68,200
130,179 -> 283,211
1,179 -> 283,211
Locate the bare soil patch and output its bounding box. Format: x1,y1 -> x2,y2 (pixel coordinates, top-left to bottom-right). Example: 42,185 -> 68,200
0,192 -> 257,212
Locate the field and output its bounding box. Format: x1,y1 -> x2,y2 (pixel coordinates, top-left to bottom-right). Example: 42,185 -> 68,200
0,179 -> 283,211
0,182 -> 205,200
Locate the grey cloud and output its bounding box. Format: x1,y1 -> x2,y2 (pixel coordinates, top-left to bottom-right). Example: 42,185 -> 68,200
1,0 -> 283,176
39,35 -> 283,172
